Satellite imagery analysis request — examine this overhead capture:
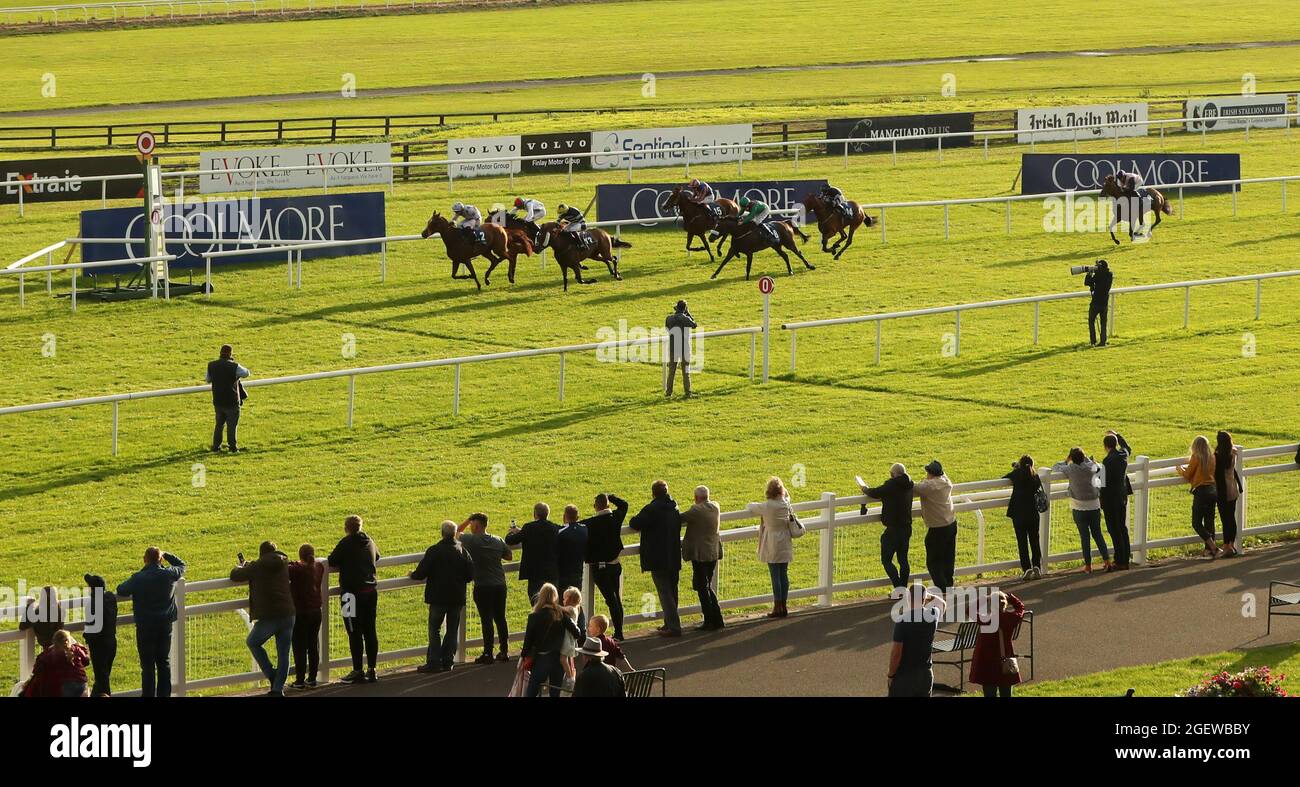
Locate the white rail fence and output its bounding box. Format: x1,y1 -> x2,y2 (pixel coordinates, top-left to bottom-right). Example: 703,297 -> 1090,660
0,0 -> 453,24
3,110 -> 1297,217
3,443 -> 1296,696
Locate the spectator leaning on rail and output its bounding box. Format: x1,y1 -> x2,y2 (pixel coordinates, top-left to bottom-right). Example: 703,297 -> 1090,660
1100,431 -> 1134,570
231,541 -> 296,697
681,485 -> 724,631
287,544 -> 325,689
82,574 -> 118,697
749,476 -> 797,619
328,515 -> 380,684
969,590 -> 1026,698
915,460 -> 958,593
862,464 -> 915,589
20,630 -> 90,698
630,480 -> 684,637
572,636 -> 626,698
887,582 -> 946,697
665,299 -> 697,399
582,493 -> 629,641
456,512 -> 513,664
18,585 -> 63,651
506,503 -> 561,602
556,504 -> 589,596
1053,448 -> 1112,573
206,343 -> 250,453
1177,436 -> 1222,558
1214,431 -> 1244,558
1003,456 -> 1045,580
116,547 -> 184,698
411,520 -> 475,673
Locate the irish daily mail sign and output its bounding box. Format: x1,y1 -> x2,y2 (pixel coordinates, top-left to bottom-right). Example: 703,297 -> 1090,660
198,143 -> 392,194
1016,103 -> 1148,143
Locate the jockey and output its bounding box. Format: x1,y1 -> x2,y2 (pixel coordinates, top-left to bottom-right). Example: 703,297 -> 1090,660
819,184 -> 851,219
556,203 -> 590,246
510,196 -> 546,224
452,201 -> 483,237
736,196 -> 771,238
686,178 -> 716,205
1115,169 -> 1145,200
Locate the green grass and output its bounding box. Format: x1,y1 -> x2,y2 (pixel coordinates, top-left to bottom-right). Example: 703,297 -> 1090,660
1020,642 -> 1300,696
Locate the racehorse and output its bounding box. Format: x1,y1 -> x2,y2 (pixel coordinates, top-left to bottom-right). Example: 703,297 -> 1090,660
1100,175 -> 1173,244
803,192 -> 874,259
707,216 -> 814,280
482,210 -> 538,285
661,186 -> 740,261
536,222 -> 631,291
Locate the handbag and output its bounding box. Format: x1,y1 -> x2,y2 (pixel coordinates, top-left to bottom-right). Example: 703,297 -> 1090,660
998,618 -> 1020,678
506,658 -> 530,698
1033,478 -> 1049,514
787,505 -> 806,539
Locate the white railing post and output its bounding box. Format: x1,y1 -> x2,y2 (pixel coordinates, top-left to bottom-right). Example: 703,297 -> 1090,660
17,597 -> 35,683
317,562 -> 331,684
1234,447 -> 1246,550
761,290 -> 770,384
874,321 -> 882,365
789,330 -> 797,374
953,310 -> 961,356
818,491 -> 835,606
1255,279 -> 1262,320
172,576 -> 187,697
1038,469 -> 1052,568
558,352 -> 565,402
453,363 -> 461,415
1032,301 -> 1040,345
18,273 -> 24,306
347,375 -> 356,428
1183,286 -> 1190,328
880,206 -> 887,244
112,401 -> 119,455
456,610 -> 467,665
1133,455 -> 1150,565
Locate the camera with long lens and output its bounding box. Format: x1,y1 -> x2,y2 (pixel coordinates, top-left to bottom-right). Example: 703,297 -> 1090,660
1071,259 -> 1108,275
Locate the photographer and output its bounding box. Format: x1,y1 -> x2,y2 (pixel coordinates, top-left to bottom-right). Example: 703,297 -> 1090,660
665,299 -> 697,399
1082,260 -> 1113,347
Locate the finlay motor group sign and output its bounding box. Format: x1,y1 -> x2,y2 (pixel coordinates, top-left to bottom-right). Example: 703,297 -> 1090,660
2,155 -> 141,205
590,124 -> 753,170
198,143 -> 391,194
1021,153 -> 1241,194
448,135 -> 521,179
1016,103 -> 1149,143
1185,94 -> 1292,132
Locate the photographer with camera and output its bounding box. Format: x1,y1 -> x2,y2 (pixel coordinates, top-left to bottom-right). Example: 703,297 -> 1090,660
1073,259 -> 1113,347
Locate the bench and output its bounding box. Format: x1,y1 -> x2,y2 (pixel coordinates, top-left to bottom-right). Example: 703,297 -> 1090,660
1267,581 -> 1300,635
932,610 -> 1035,693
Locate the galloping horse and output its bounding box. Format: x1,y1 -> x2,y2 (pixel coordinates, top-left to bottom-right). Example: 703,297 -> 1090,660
421,212 -> 532,289
1100,175 -> 1173,244
803,192 -> 873,259
708,216 -> 814,280
536,222 -> 630,291
661,186 -> 740,261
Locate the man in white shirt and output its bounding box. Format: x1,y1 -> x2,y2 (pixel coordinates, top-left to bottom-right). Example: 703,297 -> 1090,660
914,460 -> 957,592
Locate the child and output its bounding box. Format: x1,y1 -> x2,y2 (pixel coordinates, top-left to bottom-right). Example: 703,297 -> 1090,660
560,587 -> 584,691
588,614 -> 634,671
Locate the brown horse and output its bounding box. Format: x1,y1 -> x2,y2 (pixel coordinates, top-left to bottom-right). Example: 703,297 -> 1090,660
803,192 -> 873,260
708,216 -> 814,280
661,186 -> 739,261
536,222 -> 631,291
1100,175 -> 1172,244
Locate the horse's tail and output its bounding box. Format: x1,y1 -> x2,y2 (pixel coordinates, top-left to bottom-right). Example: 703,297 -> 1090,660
611,238 -> 633,248
1161,200 -> 1173,216
784,220 -> 809,243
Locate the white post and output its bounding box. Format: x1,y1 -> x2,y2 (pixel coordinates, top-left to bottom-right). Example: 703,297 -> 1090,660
937,135 -> 943,162
943,204 -> 950,240
18,273 -> 24,306
296,250 -> 303,290
101,179 -> 107,208
71,269 -> 77,312
17,599 -> 35,683
380,242 -> 387,283
1183,286 -> 1190,328
456,612 -> 467,665
793,143 -> 800,172
558,352 -> 565,402
954,310 -> 961,356
205,255 -> 212,298
748,333 -> 756,381
1133,455 -> 1150,565
761,290 -> 770,384
983,136 -> 988,160
1005,200 -> 1011,234
789,330 -> 797,374
1033,301 -> 1040,345
1232,183 -> 1238,217
880,207 -> 887,244
287,250 -> 293,287
317,562 -> 331,684
568,158 -> 573,187
891,139 -> 897,167
453,364 -> 461,415
1233,448 -> 1246,550
112,401 -> 119,455
1109,292 -> 1117,339
874,321 -> 882,365
172,577 -> 187,696
1255,279 -> 1262,319
1038,469 -> 1052,567
818,491 -> 835,606
347,375 -> 356,428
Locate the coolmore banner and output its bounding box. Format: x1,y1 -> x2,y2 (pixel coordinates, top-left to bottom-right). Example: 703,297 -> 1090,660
2,155 -> 140,205
1186,94 -> 1292,132
521,132 -> 592,174
79,191 -> 386,273
596,179 -> 828,226
590,124 -> 753,171
198,143 -> 391,194
827,113 -> 975,153
1021,153 -> 1241,195
448,135 -> 521,179
1016,103 -> 1148,143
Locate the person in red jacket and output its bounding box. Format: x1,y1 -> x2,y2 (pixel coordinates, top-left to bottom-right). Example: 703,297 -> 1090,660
969,590 -> 1026,697
22,630 -> 90,697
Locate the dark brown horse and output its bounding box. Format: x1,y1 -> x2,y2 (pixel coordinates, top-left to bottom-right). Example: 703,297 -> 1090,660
661,186 -> 740,261
708,216 -> 814,280
803,192 -> 873,259
421,212 -> 532,289
536,222 -> 631,291
1100,175 -> 1173,244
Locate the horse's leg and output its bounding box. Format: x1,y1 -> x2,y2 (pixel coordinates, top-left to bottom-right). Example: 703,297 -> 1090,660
745,253 -> 755,281
835,224 -> 857,260
465,259 -> 481,290
483,256 -> 501,286
711,248 -> 737,279
1149,208 -> 1162,236
562,263 -> 569,292
785,236 -> 815,269
776,247 -> 794,276
1108,204 -> 1121,245
821,229 -> 833,254
830,227 -> 847,254
507,253 -> 517,284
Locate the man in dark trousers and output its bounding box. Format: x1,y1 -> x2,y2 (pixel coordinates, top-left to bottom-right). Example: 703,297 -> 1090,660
629,480 -> 683,637
665,299 -> 697,398
1085,260 -> 1114,347
572,637 -> 626,697
328,514 -> 380,684
410,520 -> 475,672
82,574 -> 118,697
505,503 -> 561,601
862,464 -> 915,588
206,343 -> 250,452
115,547 -> 185,697
556,504 -> 589,595
1100,430 -> 1134,569
582,493 -> 629,641
230,541 -> 296,696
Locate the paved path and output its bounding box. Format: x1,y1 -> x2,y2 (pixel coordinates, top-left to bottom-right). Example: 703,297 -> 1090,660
296,542 -> 1300,697
7,39 -> 1300,118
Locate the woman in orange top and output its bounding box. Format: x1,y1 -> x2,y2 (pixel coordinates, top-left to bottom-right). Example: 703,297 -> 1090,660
1177,435 -> 1220,558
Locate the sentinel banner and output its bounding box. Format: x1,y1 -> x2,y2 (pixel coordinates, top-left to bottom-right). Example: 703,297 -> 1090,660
596,179 -> 828,226
1020,153 -> 1241,194
198,143 -> 391,194
827,113 -> 975,153
80,191 -> 386,273
1,155 -> 141,205
590,124 -> 753,170
1185,94 -> 1292,132
1016,103 -> 1148,143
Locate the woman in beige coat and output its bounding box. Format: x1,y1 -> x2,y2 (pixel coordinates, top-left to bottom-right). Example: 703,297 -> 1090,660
749,476 -> 796,619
